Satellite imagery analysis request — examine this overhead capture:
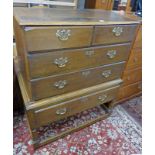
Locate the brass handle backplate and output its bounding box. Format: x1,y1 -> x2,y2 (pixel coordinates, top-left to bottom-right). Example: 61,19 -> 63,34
98,94 -> 107,102
54,80 -> 67,89
54,57 -> 68,68
56,29 -> 71,41
56,108 -> 67,115
112,27 -> 123,36
102,70 -> 112,78
85,50 -> 94,57
107,50 -> 117,59
82,70 -> 91,77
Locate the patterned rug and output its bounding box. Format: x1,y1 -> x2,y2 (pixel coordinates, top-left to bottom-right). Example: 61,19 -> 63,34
13,97 -> 142,155
121,96 -> 142,126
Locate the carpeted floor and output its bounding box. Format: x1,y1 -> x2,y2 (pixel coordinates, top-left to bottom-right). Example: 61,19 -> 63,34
13,96 -> 142,155
121,96 -> 142,126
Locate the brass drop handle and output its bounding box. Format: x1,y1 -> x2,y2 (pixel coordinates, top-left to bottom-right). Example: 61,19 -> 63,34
54,80 -> 67,89
102,70 -> 112,78
56,108 -> 67,115
112,27 -> 123,36
107,50 -> 117,59
54,57 -> 68,68
56,29 -> 71,41
98,94 -> 107,102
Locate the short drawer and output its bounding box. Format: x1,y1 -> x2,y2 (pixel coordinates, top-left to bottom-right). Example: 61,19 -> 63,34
93,25 -> 137,45
126,51 -> 142,70
28,43 -> 131,78
31,62 -> 125,100
24,26 -> 93,52
122,67 -> 142,86
31,86 -> 119,127
117,82 -> 142,100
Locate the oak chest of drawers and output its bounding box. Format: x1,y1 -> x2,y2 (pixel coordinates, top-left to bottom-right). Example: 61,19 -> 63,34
13,8 -> 140,148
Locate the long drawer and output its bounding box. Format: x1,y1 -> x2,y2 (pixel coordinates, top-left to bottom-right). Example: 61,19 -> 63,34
31,62 -> 125,100
24,26 -> 93,51
28,43 -> 131,78
30,85 -> 119,128
93,24 -> 137,45
122,67 -> 142,86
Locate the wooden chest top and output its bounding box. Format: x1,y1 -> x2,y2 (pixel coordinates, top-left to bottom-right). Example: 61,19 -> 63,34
13,8 -> 140,26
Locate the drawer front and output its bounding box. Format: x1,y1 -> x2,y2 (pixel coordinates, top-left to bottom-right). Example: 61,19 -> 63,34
32,86 -> 119,127
122,67 -> 142,86
93,25 -> 137,45
117,82 -> 142,100
24,26 -> 93,52
31,62 -> 125,100
126,51 -> 142,70
28,43 -> 131,78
